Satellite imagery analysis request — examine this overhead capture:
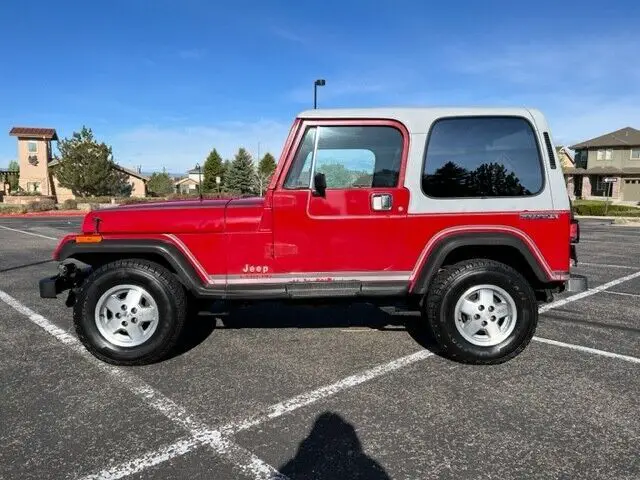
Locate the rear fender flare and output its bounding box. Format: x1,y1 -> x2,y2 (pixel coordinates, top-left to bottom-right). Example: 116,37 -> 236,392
409,231 -> 552,295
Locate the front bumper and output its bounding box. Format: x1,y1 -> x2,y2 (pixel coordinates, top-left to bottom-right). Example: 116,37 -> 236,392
39,263 -> 89,299
566,273 -> 588,292
39,274 -> 73,299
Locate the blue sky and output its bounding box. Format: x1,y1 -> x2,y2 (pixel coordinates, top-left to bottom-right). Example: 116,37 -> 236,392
1,0 -> 639,172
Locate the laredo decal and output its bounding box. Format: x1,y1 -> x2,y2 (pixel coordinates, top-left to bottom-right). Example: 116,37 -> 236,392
242,264 -> 270,274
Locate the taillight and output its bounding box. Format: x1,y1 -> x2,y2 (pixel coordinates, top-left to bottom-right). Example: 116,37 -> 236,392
570,220 -> 580,243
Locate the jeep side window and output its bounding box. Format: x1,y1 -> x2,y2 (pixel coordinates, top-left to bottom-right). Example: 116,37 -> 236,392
284,127 -> 316,189
286,125 -> 402,190
422,117 -> 544,198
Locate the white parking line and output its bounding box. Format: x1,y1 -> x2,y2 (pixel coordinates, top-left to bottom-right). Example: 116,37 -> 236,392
539,270 -> 640,313
579,262 -> 638,270
0,224 -> 58,241
80,349 -> 434,480
533,337 -> 640,364
0,290 -> 287,480
603,290 -> 640,299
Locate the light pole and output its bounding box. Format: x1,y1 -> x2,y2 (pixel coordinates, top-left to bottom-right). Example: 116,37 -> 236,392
314,79 -> 326,109
195,162 -> 203,200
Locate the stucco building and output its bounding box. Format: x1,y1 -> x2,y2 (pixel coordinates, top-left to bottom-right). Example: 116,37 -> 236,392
9,126 -> 148,201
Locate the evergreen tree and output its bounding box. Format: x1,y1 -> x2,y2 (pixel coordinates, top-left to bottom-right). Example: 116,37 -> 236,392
202,148 -> 225,192
256,153 -> 277,195
54,127 -> 131,197
7,160 -> 19,191
225,148 -> 256,195
147,170 -> 174,196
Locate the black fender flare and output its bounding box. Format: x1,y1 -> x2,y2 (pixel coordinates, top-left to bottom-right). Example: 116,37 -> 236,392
410,232 -> 551,295
56,239 -> 223,297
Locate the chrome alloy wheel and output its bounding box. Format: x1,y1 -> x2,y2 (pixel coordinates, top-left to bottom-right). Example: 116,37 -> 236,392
94,285 -> 159,347
454,284 -> 517,346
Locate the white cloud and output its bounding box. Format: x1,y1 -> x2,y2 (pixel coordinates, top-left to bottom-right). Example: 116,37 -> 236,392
111,119 -> 291,172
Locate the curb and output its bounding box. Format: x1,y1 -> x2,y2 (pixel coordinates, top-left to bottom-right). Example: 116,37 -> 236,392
575,215 -> 640,221
0,211 -> 86,218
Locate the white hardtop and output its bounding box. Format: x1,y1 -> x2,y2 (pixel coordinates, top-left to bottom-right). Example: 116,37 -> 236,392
298,106 -> 545,134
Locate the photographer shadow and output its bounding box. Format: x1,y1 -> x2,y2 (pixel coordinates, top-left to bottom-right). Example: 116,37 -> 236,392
276,411 -> 391,480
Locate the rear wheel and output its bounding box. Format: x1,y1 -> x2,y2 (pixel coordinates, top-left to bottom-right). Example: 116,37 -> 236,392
424,259 -> 537,364
73,259 -> 187,365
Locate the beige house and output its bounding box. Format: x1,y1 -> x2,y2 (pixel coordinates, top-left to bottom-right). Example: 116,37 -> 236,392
564,127 -> 640,202
9,126 -> 148,201
174,165 -> 205,194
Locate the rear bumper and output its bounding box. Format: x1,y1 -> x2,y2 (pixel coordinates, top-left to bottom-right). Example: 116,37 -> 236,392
566,273 -> 588,292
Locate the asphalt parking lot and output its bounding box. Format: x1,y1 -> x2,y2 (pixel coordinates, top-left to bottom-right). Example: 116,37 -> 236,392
0,217 -> 638,480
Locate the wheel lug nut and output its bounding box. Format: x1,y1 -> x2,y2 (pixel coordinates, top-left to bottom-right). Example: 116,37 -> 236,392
131,318 -> 137,323
488,306 -> 494,312
122,321 -> 128,326
491,316 -> 496,321
482,321 -> 488,326
131,308 -> 137,314
474,314 -> 480,320
478,305 -> 485,311
121,305 -> 127,310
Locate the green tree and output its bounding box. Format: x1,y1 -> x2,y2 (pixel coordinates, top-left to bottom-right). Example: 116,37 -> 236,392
225,148 -> 256,195
147,170 -> 174,196
7,160 -> 19,191
54,127 -> 132,197
256,153 -> 277,195
202,148 -> 225,192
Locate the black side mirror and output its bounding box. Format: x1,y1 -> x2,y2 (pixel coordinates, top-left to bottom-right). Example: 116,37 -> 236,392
313,172 -> 327,197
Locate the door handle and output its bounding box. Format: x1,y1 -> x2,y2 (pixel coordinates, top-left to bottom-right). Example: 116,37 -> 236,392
371,193 -> 392,211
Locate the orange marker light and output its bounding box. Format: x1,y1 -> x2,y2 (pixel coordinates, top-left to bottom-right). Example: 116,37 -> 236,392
75,235 -> 103,244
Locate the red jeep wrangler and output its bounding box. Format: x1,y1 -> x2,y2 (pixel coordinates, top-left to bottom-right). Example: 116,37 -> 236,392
41,107 -> 586,365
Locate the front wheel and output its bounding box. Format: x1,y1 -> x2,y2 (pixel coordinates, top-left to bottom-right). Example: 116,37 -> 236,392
73,259 -> 187,365
424,259 -> 538,364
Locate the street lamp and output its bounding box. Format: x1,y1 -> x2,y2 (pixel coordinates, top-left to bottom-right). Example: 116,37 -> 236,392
313,79 -> 326,109
195,163 -> 203,200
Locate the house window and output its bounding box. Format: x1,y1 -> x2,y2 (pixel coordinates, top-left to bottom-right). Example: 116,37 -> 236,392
631,149 -> 640,160
27,141 -> 38,153
596,149 -> 612,160
27,182 -> 40,193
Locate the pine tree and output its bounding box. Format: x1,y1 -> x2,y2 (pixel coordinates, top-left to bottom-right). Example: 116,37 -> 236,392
202,148 -> 224,192
225,148 -> 256,195
147,170 -> 174,196
256,153 -> 277,195
7,160 -> 19,191
54,126 -> 132,197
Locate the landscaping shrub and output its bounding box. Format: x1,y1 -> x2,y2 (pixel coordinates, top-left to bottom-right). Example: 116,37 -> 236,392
62,199 -> 78,210
0,204 -> 27,214
74,196 -> 114,204
573,201 -> 640,216
25,198 -> 56,213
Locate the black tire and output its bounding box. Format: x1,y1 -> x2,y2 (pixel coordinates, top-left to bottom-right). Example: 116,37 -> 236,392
424,259 -> 538,365
73,259 -> 187,365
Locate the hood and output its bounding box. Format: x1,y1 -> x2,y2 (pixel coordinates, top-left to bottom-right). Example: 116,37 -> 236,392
81,198 -> 231,234
81,197 -> 267,235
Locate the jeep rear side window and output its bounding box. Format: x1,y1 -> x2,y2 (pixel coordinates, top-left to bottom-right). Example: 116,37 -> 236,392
284,125 -> 403,189
422,117 -> 544,198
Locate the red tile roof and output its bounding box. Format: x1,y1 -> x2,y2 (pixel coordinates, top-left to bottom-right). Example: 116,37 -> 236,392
9,127 -> 58,140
